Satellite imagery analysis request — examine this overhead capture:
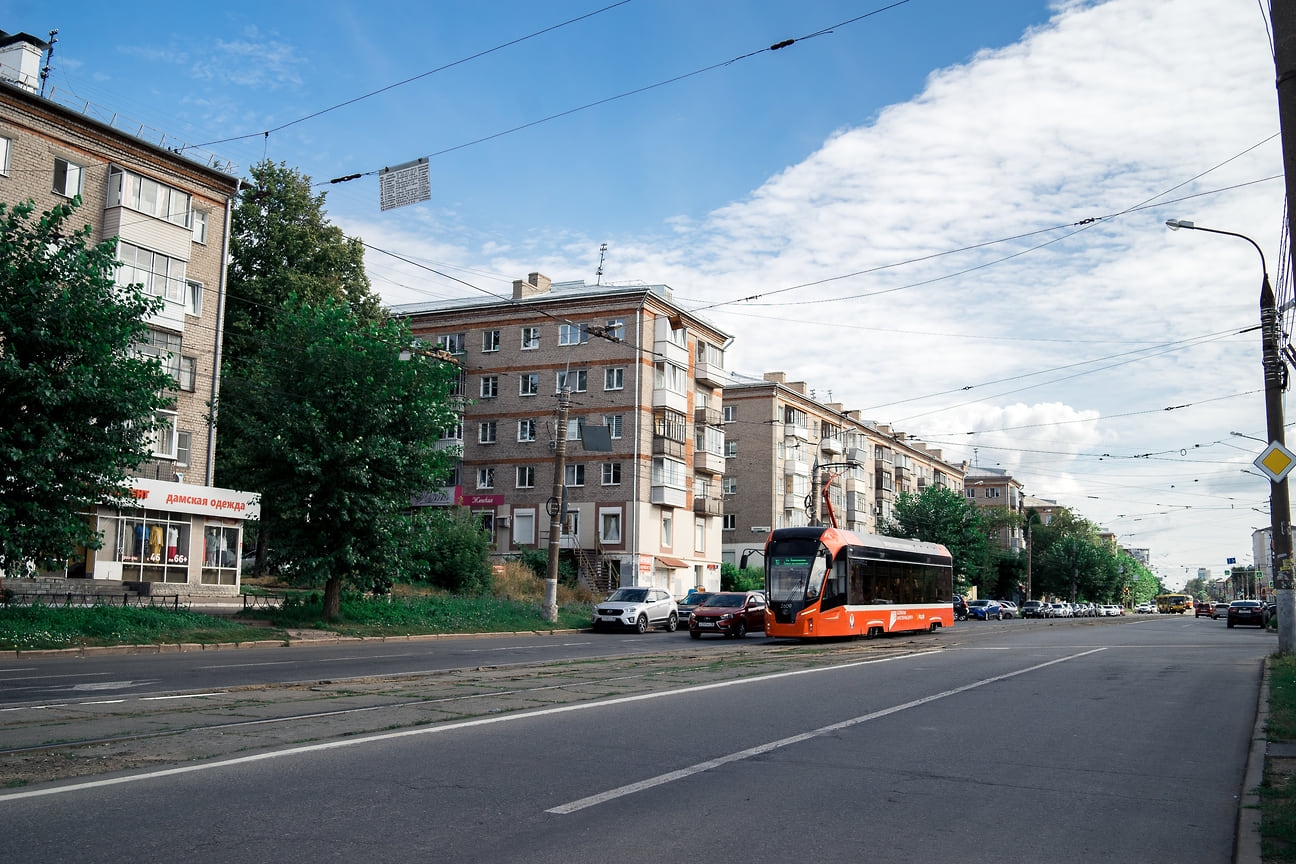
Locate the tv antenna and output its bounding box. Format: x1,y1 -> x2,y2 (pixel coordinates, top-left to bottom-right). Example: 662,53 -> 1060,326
595,242 -> 608,285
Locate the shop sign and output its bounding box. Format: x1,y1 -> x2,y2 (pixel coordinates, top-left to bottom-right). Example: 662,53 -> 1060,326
124,477 -> 260,519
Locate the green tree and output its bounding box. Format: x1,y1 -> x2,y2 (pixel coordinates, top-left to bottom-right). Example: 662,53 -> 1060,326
214,296 -> 461,619
1183,575 -> 1209,600
1038,535 -> 1106,602
224,160 -> 379,349
0,199 -> 173,575
880,485 -> 993,594
721,561 -> 764,592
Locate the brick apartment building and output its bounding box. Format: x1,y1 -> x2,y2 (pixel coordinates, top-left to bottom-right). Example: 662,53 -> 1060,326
720,372 -> 966,564
964,465 -> 1025,552
392,273 -> 732,596
1,31 -> 257,594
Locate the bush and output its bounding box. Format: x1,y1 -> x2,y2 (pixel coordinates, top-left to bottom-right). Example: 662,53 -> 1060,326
408,507 -> 493,593
721,561 -> 763,592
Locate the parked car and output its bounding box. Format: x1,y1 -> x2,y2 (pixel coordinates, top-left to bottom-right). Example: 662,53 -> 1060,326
998,600 -> 1019,619
1135,602 -> 1154,614
1213,601 -> 1230,620
953,595 -> 969,621
1105,604 -> 1123,616
1195,601 -> 1213,618
676,591 -> 716,625
967,599 -> 1004,621
1050,602 -> 1071,618
689,591 -> 766,638
1264,600 -> 1278,627
1226,600 -> 1265,628
591,587 -> 678,633
1021,600 -> 1052,618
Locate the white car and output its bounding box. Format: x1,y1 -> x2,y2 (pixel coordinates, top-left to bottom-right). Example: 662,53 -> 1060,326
592,587 -> 679,633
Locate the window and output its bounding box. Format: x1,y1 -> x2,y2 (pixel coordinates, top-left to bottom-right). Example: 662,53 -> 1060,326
724,440 -> 737,457
723,405 -> 737,423
654,361 -> 686,394
53,157 -> 84,197
518,419 -> 537,442
436,333 -> 465,353
566,416 -> 585,441
661,512 -> 673,547
654,408 -> 688,443
606,319 -> 625,340
986,488 -> 1001,498
482,329 -> 500,352
521,326 -> 540,350
179,356 -> 197,392
604,367 -> 624,391
723,514 -> 736,530
520,373 -> 539,396
134,329 -> 182,385
191,209 -> 208,244
0,135 -> 10,175
565,464 -> 585,486
441,421 -> 463,441
107,166 -> 191,226
118,241 -> 187,303
513,509 -> 536,546
151,411 -> 178,458
599,509 -> 622,544
723,477 -> 737,495
516,466 -> 535,488
695,518 -> 706,553
602,462 -> 621,485
477,468 -> 495,490
651,456 -> 687,489
557,369 -> 587,393
604,414 -> 623,439
478,421 -> 497,444
559,323 -> 588,345
966,488 -> 976,499
184,280 -> 203,317
480,376 -> 498,399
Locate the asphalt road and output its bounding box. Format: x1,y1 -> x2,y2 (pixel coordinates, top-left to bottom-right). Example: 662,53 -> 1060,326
0,614 -> 1272,863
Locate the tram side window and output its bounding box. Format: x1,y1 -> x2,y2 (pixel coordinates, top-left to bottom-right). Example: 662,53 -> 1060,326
821,556 -> 848,611
848,557 -> 871,606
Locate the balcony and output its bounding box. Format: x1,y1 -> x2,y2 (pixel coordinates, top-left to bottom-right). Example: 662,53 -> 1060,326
653,317 -> 690,366
651,484 -> 688,508
694,449 -> 725,475
693,495 -> 723,516
652,437 -> 687,460
652,387 -> 689,414
784,424 -> 811,442
846,447 -> 869,464
784,458 -> 810,477
820,437 -> 844,455
846,500 -> 864,521
845,475 -> 863,493
694,359 -> 726,388
694,404 -> 722,427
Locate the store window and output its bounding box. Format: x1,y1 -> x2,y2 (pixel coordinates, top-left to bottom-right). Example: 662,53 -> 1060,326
201,523 -> 241,585
106,508 -> 191,583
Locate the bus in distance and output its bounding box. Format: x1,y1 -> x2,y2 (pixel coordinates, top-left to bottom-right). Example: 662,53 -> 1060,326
1155,593 -> 1193,614
744,526 -> 954,639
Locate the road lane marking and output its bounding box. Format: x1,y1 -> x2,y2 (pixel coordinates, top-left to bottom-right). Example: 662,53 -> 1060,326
0,649 -> 945,803
141,693 -> 226,701
547,646 -> 1108,814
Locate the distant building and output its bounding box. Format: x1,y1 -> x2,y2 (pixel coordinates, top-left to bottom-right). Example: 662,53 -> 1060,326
719,371 -> 965,565
392,273 -> 731,596
0,31 -> 256,594
964,466 -> 1025,552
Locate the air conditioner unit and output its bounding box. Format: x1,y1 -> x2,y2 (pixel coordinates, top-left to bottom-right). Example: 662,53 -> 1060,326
496,516 -> 511,527
751,526 -> 771,533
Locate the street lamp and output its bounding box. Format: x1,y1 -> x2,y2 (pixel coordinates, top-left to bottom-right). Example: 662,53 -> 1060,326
1167,218 -> 1294,653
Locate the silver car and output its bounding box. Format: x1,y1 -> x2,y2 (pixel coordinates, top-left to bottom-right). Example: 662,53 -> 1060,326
592,587 -> 679,633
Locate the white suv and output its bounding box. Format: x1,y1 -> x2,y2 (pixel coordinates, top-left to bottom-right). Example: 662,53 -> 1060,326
592,587 -> 679,633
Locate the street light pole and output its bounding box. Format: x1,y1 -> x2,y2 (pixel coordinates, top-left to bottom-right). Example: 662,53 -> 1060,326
1167,219 -> 1294,653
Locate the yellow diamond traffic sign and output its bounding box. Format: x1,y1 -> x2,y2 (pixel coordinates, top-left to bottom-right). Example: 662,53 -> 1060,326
1254,440 -> 1296,483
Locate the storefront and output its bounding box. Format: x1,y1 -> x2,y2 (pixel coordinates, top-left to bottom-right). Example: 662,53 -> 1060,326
86,477 -> 260,595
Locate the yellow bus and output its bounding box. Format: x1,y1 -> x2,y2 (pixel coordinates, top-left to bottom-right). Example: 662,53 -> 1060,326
1155,593 -> 1193,614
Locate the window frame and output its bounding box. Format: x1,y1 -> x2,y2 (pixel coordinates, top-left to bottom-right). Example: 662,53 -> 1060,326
521,326 -> 540,350
604,367 -> 624,391
482,329 -> 500,353
478,421 -> 497,444
516,465 -> 536,489
53,157 -> 84,198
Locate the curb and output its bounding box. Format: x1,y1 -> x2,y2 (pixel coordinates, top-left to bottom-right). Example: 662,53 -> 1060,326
4,628 -> 588,658
1236,655 -> 1269,864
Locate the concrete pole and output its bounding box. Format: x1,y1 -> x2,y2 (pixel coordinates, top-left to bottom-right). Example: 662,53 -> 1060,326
1271,0 -> 1296,653
543,389 -> 571,623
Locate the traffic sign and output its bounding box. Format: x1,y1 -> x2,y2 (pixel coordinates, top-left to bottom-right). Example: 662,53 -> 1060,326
1254,440 -> 1296,483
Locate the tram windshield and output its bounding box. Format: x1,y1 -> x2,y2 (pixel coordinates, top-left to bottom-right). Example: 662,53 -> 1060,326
766,538 -> 830,605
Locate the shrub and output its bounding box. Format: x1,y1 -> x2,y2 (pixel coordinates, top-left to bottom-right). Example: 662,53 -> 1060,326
408,507 -> 493,593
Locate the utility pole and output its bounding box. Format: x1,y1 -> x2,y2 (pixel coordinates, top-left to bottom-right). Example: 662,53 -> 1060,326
543,388 -> 571,623
1270,0 -> 1296,653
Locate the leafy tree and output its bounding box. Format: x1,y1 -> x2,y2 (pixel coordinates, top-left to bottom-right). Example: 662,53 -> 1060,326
214,296 -> 461,619
0,199 -> 173,575
224,160 -> 380,350
1038,535 -> 1106,602
879,485 -> 992,594
721,561 -> 764,592
1183,575 -> 1209,600
408,508 -> 494,594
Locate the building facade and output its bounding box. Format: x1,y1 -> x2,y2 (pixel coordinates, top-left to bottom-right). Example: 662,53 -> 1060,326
1,32 -> 257,594
720,372 -> 966,564
392,273 -> 731,596
964,466 -> 1026,552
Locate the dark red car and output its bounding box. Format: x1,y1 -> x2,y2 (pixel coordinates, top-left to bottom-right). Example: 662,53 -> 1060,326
688,591 -> 766,639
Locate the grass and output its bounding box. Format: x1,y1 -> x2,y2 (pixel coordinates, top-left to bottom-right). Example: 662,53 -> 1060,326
0,562 -> 597,651
1263,653 -> 1296,861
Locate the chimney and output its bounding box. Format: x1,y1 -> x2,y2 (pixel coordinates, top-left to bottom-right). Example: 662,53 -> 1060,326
512,272 -> 552,300
0,32 -> 49,93
786,381 -> 807,395
763,372 -> 787,384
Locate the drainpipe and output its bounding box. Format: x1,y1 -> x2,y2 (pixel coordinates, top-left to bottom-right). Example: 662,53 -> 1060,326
206,179 -> 239,486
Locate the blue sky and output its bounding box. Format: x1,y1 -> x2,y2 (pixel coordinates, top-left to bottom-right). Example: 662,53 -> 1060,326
18,0 -> 1289,587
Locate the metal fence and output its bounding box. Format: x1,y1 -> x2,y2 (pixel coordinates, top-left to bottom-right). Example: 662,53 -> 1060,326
1,592 -> 184,610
